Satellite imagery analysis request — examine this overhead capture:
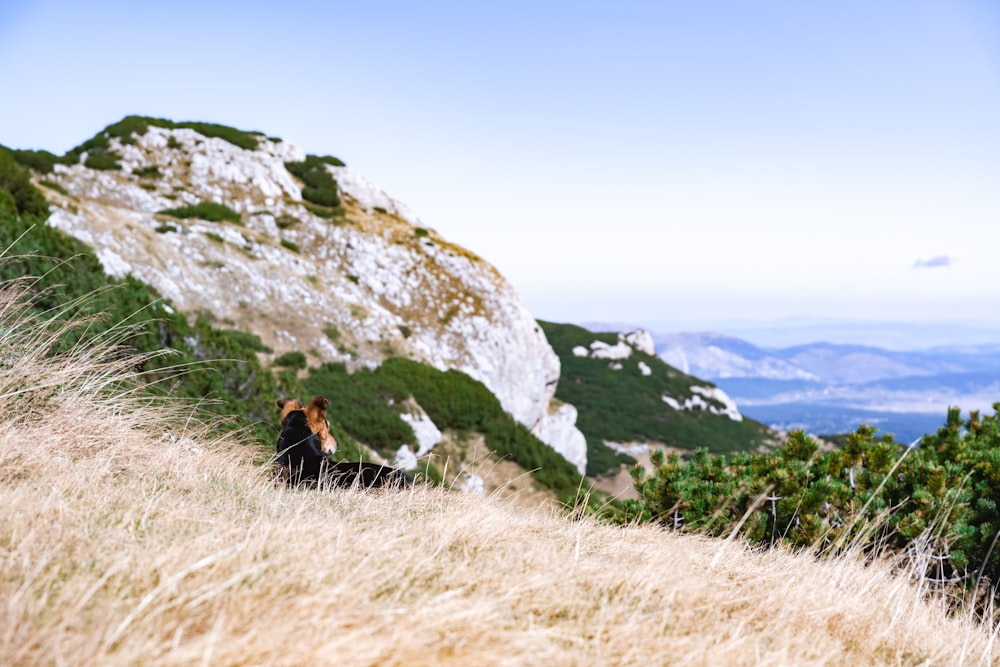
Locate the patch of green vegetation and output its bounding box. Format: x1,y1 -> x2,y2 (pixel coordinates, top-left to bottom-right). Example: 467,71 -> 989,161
304,362 -> 415,454
133,165 -> 162,178
159,201 -> 242,224
539,321 -> 774,476
280,239 -> 300,253
285,155 -> 344,208
273,351 -> 307,369
205,232 -> 225,244
38,179 -> 68,196
397,324 -> 412,339
347,274 -> 359,284
6,148 -> 63,173
84,152 -> 122,171
275,215 -> 298,229
620,411 -> 1000,610
301,202 -> 345,219
302,358 -> 586,504
413,458 -> 444,485
155,224 -> 178,234
88,115 -> 264,151
414,227 -> 429,238
323,325 -> 341,342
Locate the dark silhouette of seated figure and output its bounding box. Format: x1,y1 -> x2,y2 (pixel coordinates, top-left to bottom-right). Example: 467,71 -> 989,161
275,397 -> 415,490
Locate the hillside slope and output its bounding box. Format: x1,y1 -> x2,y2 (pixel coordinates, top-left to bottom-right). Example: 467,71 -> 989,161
2,289 -> 997,666
541,322 -> 778,479
13,116 -> 586,471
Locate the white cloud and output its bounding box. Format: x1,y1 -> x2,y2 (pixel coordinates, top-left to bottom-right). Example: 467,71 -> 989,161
913,255 -> 953,269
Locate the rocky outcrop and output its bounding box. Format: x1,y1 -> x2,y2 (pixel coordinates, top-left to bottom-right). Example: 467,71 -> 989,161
38,123 -> 586,471
536,403 -> 588,475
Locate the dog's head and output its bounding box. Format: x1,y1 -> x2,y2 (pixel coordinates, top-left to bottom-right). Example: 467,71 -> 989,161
276,396 -> 337,456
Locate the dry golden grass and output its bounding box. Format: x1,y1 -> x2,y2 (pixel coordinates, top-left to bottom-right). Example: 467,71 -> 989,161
2,282 -> 999,666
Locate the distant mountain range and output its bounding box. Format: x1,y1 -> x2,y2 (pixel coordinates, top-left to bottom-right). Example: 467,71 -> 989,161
585,324 -> 1000,443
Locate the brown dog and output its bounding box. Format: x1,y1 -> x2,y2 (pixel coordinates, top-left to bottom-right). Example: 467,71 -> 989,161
277,396 -> 337,456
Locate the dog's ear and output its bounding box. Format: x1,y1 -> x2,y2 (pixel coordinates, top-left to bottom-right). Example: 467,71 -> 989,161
277,399 -> 288,409
311,396 -> 330,409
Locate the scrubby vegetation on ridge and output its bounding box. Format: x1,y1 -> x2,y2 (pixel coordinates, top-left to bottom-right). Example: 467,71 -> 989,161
540,321 -> 775,476
302,358 -> 587,504
5,115 -> 268,173
1,279 -> 998,665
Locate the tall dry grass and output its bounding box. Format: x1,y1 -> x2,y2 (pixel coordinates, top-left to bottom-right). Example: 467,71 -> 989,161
2,280 -> 999,666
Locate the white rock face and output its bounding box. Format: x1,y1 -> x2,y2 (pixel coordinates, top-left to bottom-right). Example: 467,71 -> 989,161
624,330 -> 656,356
572,330 -> 656,361
457,471 -> 485,496
393,445 -> 419,471
590,340 -> 633,360
662,385 -> 744,422
39,123 -> 587,472
536,403 -> 588,475
604,440 -> 649,458
327,165 -> 421,226
400,410 -> 443,456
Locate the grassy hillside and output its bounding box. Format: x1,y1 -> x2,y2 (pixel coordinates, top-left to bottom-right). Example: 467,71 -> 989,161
0,139 -> 583,501
2,283 -> 998,665
540,321 -> 776,475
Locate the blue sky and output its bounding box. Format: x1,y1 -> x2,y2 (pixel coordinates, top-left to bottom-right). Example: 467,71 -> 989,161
2,1 -> 999,346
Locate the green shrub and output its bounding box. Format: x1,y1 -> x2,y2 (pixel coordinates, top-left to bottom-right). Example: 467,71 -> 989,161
273,351 -> 307,369
159,201 -> 242,224
77,116 -> 264,152
155,224 -> 178,234
302,202 -> 344,219
84,152 -> 121,171
133,165 -> 162,179
0,148 -> 50,219
286,155 -> 343,208
618,409 -> 1000,608
7,148 -> 63,173
38,179 -> 68,196
280,239 -> 300,253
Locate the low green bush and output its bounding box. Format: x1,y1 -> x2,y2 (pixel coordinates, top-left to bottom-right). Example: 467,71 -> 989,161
285,155 -> 343,208
619,409 -> 1000,608
84,152 -> 121,171
159,201 -> 242,224
133,166 -> 162,178
273,351 -> 307,369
